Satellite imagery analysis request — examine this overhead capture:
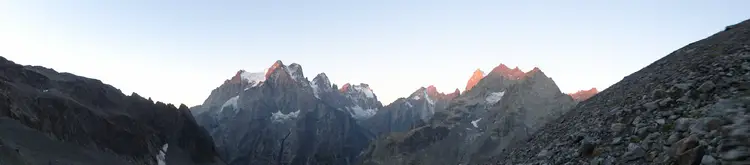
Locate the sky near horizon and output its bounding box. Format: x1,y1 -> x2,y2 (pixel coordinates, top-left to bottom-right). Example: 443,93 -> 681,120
0,1 -> 748,106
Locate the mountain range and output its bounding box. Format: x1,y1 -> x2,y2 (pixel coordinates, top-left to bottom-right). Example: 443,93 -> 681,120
187,59 -> 595,165
2,18 -> 748,165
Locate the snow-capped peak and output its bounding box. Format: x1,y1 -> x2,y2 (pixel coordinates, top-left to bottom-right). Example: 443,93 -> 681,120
226,70 -> 267,87
264,60 -> 306,83
340,83 -> 376,99
239,70 -> 266,87
286,63 -> 305,81
310,73 -> 333,99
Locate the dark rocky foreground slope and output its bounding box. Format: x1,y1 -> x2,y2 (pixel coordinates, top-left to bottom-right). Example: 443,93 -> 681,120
0,56 -> 224,165
492,19 -> 750,165
360,64 -> 577,165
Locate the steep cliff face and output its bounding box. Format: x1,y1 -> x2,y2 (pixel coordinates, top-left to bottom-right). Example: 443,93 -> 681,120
192,61 -> 377,165
0,56 -> 223,165
363,86 -> 460,136
465,69 -> 485,92
360,65 -> 576,165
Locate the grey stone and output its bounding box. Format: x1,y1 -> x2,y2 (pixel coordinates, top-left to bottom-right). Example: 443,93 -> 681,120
701,155 -> 718,165
656,119 -> 666,125
644,101 -> 660,111
676,118 -> 696,132
658,97 -> 675,107
632,117 -> 643,126
720,147 -> 750,161
667,133 -> 682,145
673,83 -> 693,90
611,137 -> 623,144
697,81 -> 716,93
624,143 -> 646,161
610,123 -> 626,134
652,88 -> 666,99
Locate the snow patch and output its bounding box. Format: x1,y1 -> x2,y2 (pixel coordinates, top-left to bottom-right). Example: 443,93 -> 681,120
485,92 -> 505,104
43,89 -> 49,92
349,105 -> 377,120
156,143 -> 168,165
423,90 -> 434,105
240,71 -> 266,87
352,85 -> 375,98
271,110 -> 300,123
405,101 -> 413,108
411,95 -> 421,100
471,118 -> 482,128
220,96 -> 240,113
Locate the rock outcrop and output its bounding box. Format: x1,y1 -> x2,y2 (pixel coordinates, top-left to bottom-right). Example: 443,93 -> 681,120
491,19 -> 750,165
363,86 -> 460,136
0,56 -> 223,165
568,88 -> 599,102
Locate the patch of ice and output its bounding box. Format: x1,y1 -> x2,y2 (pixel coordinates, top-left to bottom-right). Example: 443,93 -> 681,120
349,105 -> 377,120
471,118 -> 482,128
240,71 -> 266,87
220,96 -> 240,113
411,95 -> 421,100
485,92 -> 505,104
271,110 -> 300,123
423,90 -> 434,105
156,143 -> 168,165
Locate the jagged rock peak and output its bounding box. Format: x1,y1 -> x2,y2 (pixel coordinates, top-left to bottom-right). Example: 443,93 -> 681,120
287,63 -> 304,79
465,68 -> 485,91
489,63 -> 526,79
426,85 -> 439,95
226,70 -> 245,84
409,85 -> 460,100
526,67 -> 543,75
568,87 -> 599,101
311,72 -> 333,98
224,69 -> 267,86
263,60 -> 306,82
451,88 -> 461,97
264,60 -> 286,79
340,83 -> 376,99
312,73 -> 331,87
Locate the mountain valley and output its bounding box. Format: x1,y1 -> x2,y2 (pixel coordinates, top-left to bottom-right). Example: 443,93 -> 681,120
1,18 -> 749,165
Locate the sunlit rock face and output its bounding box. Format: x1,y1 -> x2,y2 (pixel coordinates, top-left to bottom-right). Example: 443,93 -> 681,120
568,88 -> 599,102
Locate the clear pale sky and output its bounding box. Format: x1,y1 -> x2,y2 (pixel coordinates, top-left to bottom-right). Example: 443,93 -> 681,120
1,1 -> 747,106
